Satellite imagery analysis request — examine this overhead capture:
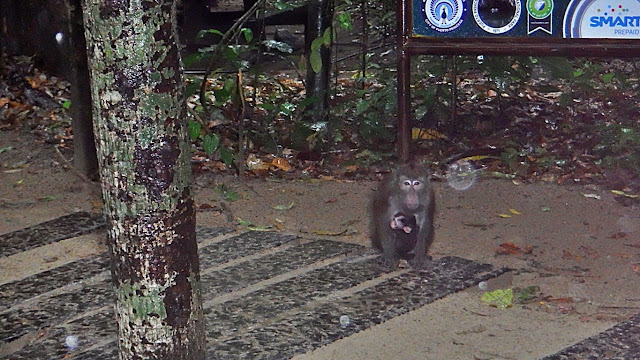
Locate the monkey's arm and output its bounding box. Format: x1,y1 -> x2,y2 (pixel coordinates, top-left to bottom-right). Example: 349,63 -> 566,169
375,206 -> 402,269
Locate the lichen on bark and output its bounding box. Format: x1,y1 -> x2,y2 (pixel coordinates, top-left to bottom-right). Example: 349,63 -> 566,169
81,0 -> 205,358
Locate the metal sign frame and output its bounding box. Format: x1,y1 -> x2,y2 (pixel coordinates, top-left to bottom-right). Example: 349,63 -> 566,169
396,0 -> 640,161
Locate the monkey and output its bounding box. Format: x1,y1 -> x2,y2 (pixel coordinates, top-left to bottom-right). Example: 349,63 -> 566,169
371,163 -> 435,269
390,212 -> 418,256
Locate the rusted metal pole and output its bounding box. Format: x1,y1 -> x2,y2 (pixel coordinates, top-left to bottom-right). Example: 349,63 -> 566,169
396,0 -> 411,162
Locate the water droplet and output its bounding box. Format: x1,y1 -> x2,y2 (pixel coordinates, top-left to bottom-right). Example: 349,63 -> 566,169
446,160 -> 477,191
339,315 -> 350,327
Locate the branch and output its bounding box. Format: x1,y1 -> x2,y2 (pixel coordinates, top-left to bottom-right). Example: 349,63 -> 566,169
199,0 -> 268,115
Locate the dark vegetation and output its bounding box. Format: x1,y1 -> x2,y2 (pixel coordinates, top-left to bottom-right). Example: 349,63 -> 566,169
1,1 -> 639,200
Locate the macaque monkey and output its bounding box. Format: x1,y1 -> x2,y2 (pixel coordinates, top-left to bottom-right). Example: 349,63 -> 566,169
371,164 -> 435,268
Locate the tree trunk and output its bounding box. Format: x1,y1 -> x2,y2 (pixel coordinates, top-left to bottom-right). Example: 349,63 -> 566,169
66,0 -> 99,179
81,1 -> 206,359
304,0 -> 333,129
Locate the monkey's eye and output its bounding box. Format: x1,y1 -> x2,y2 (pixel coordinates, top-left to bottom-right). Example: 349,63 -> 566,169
403,180 -> 411,186
413,181 -> 421,186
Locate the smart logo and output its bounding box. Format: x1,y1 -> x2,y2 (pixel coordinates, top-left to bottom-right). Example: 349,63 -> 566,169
564,0 -> 640,38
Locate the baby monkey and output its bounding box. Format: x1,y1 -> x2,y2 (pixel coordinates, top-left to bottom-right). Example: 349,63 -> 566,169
371,163 -> 435,268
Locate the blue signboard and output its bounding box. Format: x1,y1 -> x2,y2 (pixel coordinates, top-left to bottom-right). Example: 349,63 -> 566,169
413,0 -> 640,38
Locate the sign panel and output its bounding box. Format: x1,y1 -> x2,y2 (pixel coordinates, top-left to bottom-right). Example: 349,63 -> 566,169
413,0 -> 640,38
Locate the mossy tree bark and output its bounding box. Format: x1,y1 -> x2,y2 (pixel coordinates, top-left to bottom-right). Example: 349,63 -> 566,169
81,1 -> 206,359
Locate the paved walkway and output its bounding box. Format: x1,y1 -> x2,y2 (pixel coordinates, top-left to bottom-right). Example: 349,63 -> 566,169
1,213 -> 637,359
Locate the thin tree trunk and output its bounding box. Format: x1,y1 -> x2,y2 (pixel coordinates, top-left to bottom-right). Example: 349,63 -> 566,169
81,0 -> 206,359
66,0 -> 98,179
304,0 -> 333,128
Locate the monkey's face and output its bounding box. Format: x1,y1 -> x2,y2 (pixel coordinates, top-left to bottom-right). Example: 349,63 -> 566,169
399,176 -> 424,210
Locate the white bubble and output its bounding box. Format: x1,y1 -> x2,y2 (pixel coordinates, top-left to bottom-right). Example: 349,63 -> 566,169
339,315 -> 350,327
65,335 -> 79,350
478,281 -> 488,291
446,160 -> 477,191
477,55 -> 484,64
55,32 -> 64,44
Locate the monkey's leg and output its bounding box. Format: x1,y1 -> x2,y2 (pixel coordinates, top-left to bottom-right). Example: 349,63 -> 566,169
408,214 -> 433,269
377,227 -> 401,269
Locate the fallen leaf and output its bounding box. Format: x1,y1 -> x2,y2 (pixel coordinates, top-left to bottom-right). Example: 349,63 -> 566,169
272,202 -> 295,210
582,193 -> 601,200
514,285 -> 540,303
237,217 -> 273,231
325,198 -> 337,203
271,157 -> 292,171
481,288 -> 513,309
562,249 -> 582,260
632,264 -> 640,274
412,128 -> 447,140
611,190 -> 639,198
38,195 -> 58,202
610,232 -> 627,239
496,243 -> 521,255
311,229 -> 347,236
508,208 -> 522,215
498,213 -> 511,218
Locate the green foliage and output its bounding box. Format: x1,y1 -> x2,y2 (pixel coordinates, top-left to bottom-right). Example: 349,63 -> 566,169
594,123 -> 640,171
202,134 -> 220,155
336,12 -> 352,31
188,121 -> 201,141
219,147 -> 235,166
309,27 -> 333,74
262,40 -> 293,54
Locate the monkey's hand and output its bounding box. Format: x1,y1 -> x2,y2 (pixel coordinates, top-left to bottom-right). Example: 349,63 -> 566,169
390,214 -> 409,230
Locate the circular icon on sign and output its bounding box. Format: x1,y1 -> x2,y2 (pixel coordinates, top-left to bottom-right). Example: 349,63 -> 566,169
472,0 -> 522,34
423,0 -> 466,32
527,0 -> 552,19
